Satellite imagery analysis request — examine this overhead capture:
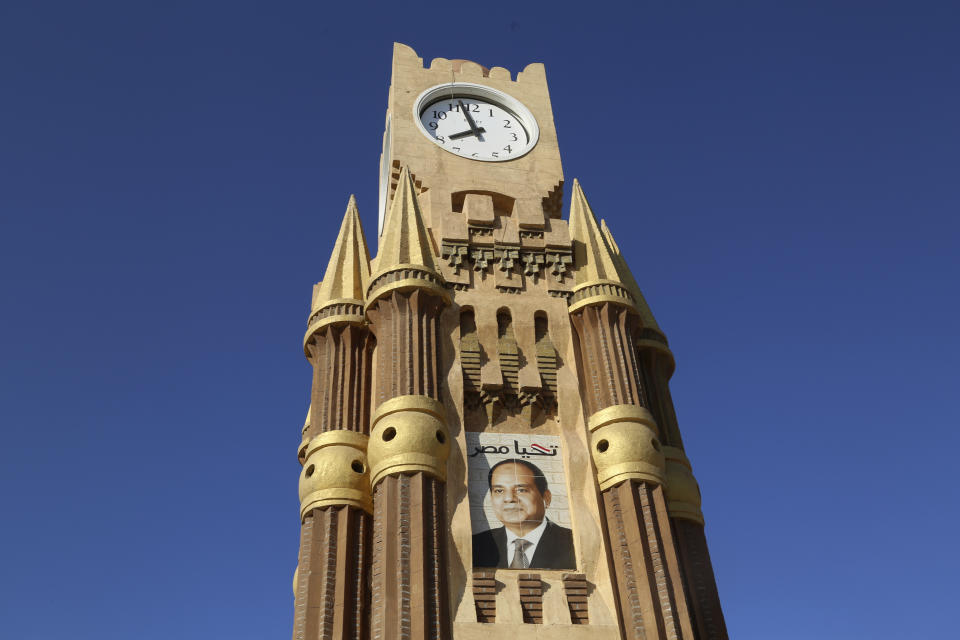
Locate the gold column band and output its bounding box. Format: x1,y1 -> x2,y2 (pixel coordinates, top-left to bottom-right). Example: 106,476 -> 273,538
367,395 -> 450,487
588,404 -> 665,490
663,446 -> 704,525
298,430 -> 372,518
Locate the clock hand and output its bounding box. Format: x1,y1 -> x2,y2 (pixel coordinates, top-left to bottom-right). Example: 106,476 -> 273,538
458,100 -> 484,139
449,127 -> 487,140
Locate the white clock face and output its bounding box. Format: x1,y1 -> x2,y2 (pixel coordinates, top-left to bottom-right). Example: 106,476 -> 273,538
413,84 -> 539,162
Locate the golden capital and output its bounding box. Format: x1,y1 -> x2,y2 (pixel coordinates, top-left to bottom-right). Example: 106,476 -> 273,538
663,446 -> 704,524
298,430 -> 372,518
588,404 -> 665,490
367,395 -> 450,487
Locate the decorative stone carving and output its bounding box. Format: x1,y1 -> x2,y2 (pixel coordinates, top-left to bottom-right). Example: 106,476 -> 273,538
546,250 -> 573,279
442,242 -> 469,274
495,247 -> 519,273
470,247 -> 495,272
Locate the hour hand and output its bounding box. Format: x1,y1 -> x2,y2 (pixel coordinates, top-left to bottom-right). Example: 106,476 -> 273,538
449,127 -> 486,140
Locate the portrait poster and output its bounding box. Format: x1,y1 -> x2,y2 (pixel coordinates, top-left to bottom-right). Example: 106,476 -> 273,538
466,432 -> 576,570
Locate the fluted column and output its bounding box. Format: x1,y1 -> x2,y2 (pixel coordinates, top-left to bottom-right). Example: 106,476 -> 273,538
571,306 -> 694,640
638,331 -> 728,640
293,197 -> 374,640
366,290 -> 450,640
567,179 -> 693,640
365,165 -> 451,640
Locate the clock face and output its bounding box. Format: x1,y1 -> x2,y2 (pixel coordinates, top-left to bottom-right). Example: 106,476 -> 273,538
413,83 -> 539,162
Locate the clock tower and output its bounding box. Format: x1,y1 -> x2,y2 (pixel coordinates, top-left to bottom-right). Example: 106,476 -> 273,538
293,43 -> 727,640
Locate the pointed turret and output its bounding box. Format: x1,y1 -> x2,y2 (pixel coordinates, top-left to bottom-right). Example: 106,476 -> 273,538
367,166 -> 447,307
567,179 -> 636,313
303,196 -> 371,354
599,218 -> 663,334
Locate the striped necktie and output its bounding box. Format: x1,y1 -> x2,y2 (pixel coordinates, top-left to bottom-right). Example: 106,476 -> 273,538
510,538 -> 531,569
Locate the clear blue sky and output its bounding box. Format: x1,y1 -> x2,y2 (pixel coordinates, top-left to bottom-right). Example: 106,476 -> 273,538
1,2 -> 957,638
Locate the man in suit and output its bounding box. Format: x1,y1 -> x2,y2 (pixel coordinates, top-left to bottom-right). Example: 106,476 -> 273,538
472,458 -> 576,570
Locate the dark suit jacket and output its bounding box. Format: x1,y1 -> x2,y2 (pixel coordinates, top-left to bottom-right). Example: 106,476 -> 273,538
472,520 -> 576,570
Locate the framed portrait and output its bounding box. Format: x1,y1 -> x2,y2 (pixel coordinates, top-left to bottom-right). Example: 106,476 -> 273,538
466,433 -> 576,570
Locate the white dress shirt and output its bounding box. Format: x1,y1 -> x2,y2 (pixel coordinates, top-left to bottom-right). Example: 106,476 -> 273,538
504,518 -> 549,567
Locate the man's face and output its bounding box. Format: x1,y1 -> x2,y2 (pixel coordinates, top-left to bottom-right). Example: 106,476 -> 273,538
489,462 -> 551,535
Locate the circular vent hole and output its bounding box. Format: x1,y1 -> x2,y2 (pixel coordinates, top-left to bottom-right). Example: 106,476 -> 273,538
436,430 -> 445,444
382,427 -> 397,442
596,439 -> 609,453
351,460 -> 364,474
305,464 -> 315,478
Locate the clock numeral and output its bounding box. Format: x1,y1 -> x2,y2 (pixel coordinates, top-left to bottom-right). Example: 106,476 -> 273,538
491,152 -> 499,158
471,152 -> 479,157
503,120 -> 512,128
452,146 -> 461,152
436,136 -> 445,144
428,122 -> 438,130
503,145 -> 513,153
471,103 -> 480,113
489,108 -> 494,117
509,133 -> 518,141
449,103 -> 459,112
432,110 -> 447,120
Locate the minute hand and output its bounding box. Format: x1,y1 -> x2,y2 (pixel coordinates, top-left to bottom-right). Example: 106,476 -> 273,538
458,100 -> 483,138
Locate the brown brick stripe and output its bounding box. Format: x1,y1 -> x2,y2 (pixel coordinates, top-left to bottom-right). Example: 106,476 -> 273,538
603,481 -> 690,640
518,574 -> 543,624
307,325 -> 373,439
368,288 -> 449,640
562,573 -> 589,624
672,519 -> 728,640
570,304 -> 644,416
293,506 -> 371,640
371,474 -> 449,640
471,571 -> 497,623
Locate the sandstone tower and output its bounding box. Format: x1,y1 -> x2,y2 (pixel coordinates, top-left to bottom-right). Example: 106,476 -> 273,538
293,43 -> 727,640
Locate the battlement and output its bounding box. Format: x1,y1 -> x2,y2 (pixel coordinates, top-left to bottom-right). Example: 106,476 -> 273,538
394,42 -> 547,87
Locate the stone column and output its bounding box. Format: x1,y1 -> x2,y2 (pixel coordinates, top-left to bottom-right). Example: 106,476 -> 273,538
365,167 -> 452,640
638,333 -> 729,640
567,179 -> 694,640
293,198 -> 374,640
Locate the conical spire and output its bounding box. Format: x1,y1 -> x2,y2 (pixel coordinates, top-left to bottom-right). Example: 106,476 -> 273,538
367,166 -> 447,306
600,218 -> 662,333
303,196 -> 371,354
314,195 -> 371,309
568,179 -> 625,287
373,166 -> 439,275
567,179 -> 635,313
